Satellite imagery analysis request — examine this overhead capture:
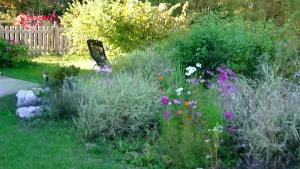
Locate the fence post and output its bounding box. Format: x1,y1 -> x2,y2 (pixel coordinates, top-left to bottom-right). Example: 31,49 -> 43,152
53,21 -> 60,54
0,25 -> 4,38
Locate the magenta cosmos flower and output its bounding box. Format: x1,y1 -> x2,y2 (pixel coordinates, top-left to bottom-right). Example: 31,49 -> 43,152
161,96 -> 169,105
224,111 -> 234,120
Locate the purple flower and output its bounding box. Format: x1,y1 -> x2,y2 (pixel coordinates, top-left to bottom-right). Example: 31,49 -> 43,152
195,112 -> 202,118
217,66 -> 237,96
161,96 -> 169,105
95,64 -> 112,73
163,110 -> 171,119
206,70 -> 214,76
173,99 -> 182,105
187,78 -> 200,85
218,73 -> 228,83
224,111 -> 234,120
189,101 -> 197,109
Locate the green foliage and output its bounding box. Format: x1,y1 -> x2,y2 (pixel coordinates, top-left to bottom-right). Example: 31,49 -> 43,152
273,38 -> 300,80
168,14 -> 275,76
51,65 -> 80,86
0,95 -> 133,169
0,38 -> 28,67
112,47 -> 174,80
157,67 -> 238,169
74,72 -> 161,141
61,0 -> 190,59
221,64 -> 300,168
0,0 -> 71,15
47,78 -> 80,119
148,0 -> 300,35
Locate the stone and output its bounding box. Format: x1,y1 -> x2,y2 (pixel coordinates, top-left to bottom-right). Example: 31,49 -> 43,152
16,106 -> 42,119
16,90 -> 41,108
295,71 -> 300,78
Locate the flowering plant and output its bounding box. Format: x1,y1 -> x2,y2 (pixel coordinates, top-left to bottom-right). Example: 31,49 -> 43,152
158,63 -> 228,168
13,13 -> 59,28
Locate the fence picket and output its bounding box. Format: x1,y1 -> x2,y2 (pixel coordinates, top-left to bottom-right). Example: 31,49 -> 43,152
0,24 -> 69,54
15,26 -> 19,44
5,26 -> 9,40
0,25 -> 4,38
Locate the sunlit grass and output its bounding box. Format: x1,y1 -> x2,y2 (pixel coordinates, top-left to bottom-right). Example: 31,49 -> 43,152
0,95 -> 130,169
0,54 -> 94,84
31,54 -> 95,70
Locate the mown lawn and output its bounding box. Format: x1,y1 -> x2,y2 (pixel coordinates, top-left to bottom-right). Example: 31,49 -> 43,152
0,95 -> 129,169
0,57 -> 131,169
0,55 -> 93,84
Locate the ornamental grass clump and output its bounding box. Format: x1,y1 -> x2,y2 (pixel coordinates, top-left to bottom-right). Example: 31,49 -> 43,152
221,64 -> 300,168
74,72 -> 161,141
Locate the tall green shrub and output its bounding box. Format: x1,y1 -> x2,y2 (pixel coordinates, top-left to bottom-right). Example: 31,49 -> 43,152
168,14 -> 275,76
61,0 -> 190,59
112,47 -> 174,80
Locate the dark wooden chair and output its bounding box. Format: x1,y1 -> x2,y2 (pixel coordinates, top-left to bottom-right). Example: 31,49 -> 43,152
87,39 -> 109,69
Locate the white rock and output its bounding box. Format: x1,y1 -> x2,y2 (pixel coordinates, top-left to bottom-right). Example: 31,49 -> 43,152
16,106 -> 42,119
16,90 -> 41,108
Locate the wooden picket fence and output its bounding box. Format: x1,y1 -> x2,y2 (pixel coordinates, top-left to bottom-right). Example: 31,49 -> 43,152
0,22 -> 69,54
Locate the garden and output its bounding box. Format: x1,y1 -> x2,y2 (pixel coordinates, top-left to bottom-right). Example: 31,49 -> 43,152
0,0 -> 300,169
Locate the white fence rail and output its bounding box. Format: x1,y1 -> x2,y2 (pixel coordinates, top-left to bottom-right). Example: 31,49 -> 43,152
0,22 -> 69,54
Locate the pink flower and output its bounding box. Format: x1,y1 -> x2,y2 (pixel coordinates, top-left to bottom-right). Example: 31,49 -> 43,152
95,65 -> 112,74
173,99 -> 182,105
224,111 -> 234,120
163,110 -> 171,119
161,96 -> 169,105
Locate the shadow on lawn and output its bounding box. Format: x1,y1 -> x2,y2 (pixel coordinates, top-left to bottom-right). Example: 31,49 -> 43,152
0,61 -> 91,84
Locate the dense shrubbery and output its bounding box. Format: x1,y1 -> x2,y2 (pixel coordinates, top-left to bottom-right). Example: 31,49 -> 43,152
61,0 -> 190,59
0,38 -> 28,67
221,64 -> 300,168
274,38 -> 300,79
46,1 -> 300,167
112,47 -> 174,80
168,14 -> 275,77
51,65 -> 80,86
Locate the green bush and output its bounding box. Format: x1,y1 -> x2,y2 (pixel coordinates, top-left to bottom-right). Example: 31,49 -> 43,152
0,38 -> 28,67
61,0 -> 190,59
221,64 -> 300,168
51,65 -> 80,86
112,47 -> 174,80
168,14 -> 275,76
74,72 -> 161,140
273,38 -> 300,80
47,76 -> 80,119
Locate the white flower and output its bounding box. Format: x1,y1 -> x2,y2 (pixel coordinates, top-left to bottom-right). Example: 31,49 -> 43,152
200,79 -> 205,83
205,154 -> 212,159
204,139 -> 210,143
185,66 -> 197,76
212,125 -> 223,133
196,63 -> 202,68
176,87 -> 183,96
187,91 -> 192,95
